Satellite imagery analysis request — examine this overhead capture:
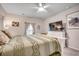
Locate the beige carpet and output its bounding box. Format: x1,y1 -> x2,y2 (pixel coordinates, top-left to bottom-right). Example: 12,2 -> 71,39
63,47 -> 79,56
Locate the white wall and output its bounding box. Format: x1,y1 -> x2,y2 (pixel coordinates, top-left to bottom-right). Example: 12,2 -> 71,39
43,5 -> 79,50
0,4 -> 6,30
44,5 -> 79,33
3,14 -> 44,36
0,16 -> 3,30
0,3 -> 44,36
0,4 -> 6,16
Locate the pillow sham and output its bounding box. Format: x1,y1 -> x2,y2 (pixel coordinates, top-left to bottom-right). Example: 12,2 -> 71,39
1,30 -> 12,39
0,31 -> 10,45
0,35 -> 6,45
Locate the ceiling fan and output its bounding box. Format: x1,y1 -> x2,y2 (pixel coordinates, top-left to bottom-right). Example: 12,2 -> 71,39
33,3 -> 50,13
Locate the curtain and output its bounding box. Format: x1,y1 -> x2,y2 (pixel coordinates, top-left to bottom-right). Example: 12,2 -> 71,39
24,22 -> 30,35
31,23 -> 36,34
25,22 -> 36,35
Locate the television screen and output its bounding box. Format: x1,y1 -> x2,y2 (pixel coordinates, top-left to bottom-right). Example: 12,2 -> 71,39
49,21 -> 64,31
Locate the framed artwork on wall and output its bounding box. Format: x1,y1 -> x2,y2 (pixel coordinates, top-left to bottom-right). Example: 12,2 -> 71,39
67,11 -> 79,29
12,21 -> 19,27
49,21 -> 64,31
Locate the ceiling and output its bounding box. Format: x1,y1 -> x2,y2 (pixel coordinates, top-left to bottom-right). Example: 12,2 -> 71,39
1,3 -> 79,19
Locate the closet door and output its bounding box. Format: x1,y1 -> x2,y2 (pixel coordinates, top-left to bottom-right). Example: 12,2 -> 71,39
68,29 -> 79,50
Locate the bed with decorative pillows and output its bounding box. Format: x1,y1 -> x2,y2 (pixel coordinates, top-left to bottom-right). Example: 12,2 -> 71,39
0,30 -> 61,56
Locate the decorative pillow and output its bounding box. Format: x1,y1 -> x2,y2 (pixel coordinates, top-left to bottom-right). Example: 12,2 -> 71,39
0,35 -> 6,45
1,30 -> 12,39
0,31 -> 10,45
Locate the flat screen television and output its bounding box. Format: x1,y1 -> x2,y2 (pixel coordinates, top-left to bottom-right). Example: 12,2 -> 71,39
49,21 -> 64,31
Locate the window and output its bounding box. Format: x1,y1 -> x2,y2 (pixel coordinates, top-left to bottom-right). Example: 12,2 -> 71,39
27,24 -> 34,35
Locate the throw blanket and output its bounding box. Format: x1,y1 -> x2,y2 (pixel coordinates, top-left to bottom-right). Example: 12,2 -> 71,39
0,34 -> 61,56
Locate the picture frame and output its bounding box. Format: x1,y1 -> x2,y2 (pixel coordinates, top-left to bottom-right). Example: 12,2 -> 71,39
67,11 -> 79,29
12,21 -> 19,27
49,21 -> 64,31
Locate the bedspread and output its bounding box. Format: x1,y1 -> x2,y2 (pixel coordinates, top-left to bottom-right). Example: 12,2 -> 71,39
0,34 -> 61,56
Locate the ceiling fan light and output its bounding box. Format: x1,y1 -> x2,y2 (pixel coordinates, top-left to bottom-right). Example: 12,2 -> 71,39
38,7 -> 45,12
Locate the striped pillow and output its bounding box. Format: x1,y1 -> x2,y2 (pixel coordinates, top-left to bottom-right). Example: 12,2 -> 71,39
0,31 -> 10,45
1,30 -> 12,39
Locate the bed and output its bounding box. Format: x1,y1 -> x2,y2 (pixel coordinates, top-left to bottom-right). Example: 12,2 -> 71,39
0,30 -> 61,56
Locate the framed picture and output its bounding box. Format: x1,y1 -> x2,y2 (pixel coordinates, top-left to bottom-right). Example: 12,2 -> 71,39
49,21 -> 64,31
12,21 -> 19,27
67,11 -> 79,29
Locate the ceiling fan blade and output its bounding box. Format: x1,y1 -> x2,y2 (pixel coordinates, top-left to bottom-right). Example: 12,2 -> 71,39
44,5 -> 50,8
32,7 -> 39,9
